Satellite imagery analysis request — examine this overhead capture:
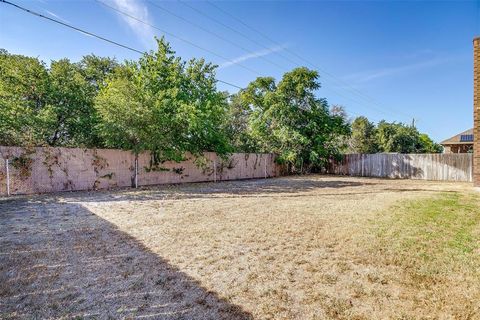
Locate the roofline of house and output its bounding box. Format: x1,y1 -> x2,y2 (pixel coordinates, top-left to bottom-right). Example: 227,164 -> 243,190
441,142 -> 474,146
440,128 -> 474,145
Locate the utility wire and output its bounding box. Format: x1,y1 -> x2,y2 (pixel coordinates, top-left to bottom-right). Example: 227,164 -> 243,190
94,0 -> 261,77
0,0 -> 244,90
1,0 -> 144,54
179,0 -> 398,123
1,0 -> 386,120
178,0 -> 298,68
146,0 -> 288,72
207,0 -> 415,120
175,0 -> 407,121
96,0 -> 396,119
111,0 -> 404,121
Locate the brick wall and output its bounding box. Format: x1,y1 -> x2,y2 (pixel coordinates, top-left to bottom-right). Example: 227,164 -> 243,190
474,37 -> 480,187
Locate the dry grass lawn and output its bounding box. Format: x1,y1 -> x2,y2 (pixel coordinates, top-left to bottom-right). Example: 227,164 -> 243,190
1,175 -> 479,319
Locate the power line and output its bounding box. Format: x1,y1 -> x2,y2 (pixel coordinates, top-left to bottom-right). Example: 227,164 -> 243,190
94,0 -> 261,77
178,0 -> 298,68
0,0 -> 244,90
176,0 -> 393,122
177,0 -> 405,121
92,0 -> 411,123
146,0 -> 288,72
1,0 -> 404,123
207,0 -> 415,121
93,1 -> 388,120
95,0 -> 391,119
143,0 -> 410,121
1,0 -> 144,54
217,79 -> 243,90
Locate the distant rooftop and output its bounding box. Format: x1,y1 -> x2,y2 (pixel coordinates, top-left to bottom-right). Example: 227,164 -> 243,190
440,128 -> 474,145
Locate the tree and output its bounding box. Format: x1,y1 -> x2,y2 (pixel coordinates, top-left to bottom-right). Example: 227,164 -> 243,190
330,104 -> 349,120
376,121 -> 417,153
45,59 -> 99,147
0,50 -> 50,146
224,93 -> 258,152
76,55 -> 119,147
375,121 -> 442,154
78,54 -> 118,91
349,116 -> 379,153
418,133 -> 443,153
95,37 -> 231,160
0,50 -> 117,147
241,67 -> 350,172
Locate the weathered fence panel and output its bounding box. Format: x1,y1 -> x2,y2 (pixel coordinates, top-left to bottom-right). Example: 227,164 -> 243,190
0,146 -> 281,195
329,153 -> 473,182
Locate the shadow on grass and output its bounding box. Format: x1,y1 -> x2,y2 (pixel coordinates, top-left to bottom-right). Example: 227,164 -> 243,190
0,198 -> 253,319
62,177 -> 454,204
52,176 -> 374,203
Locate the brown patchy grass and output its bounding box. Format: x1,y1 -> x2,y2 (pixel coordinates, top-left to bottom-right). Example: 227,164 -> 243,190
0,175 -> 478,319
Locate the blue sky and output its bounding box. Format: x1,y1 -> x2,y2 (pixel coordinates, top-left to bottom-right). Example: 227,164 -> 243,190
1,0 -> 479,142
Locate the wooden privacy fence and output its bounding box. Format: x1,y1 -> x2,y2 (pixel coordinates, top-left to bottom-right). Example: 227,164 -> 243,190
0,146 -> 282,196
329,153 -> 473,182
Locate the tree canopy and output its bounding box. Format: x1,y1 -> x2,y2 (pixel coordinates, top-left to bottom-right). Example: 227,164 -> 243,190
95,38 -> 231,160
348,118 -> 442,154
228,68 -> 350,171
0,49 -> 117,147
1,38 -> 442,172
349,116 -> 379,154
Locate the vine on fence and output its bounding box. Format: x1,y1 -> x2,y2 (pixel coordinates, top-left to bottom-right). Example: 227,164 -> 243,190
194,156 -> 214,176
91,151 -> 108,174
43,148 -> 61,179
11,154 -> 33,179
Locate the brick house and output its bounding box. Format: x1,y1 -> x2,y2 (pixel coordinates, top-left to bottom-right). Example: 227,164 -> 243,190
440,129 -> 474,153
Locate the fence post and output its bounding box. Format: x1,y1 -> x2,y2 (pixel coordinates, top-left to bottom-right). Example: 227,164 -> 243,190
361,154 -> 364,177
213,160 -> 217,182
5,159 -> 10,196
264,157 -> 267,179
471,154 -> 474,182
134,155 -> 138,188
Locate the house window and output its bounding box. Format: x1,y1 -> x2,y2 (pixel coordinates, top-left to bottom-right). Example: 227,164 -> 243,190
460,134 -> 474,142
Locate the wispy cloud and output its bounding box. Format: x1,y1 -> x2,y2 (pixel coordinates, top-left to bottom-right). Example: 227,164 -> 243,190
44,9 -> 70,24
219,45 -> 288,69
344,56 -> 456,83
105,0 -> 155,48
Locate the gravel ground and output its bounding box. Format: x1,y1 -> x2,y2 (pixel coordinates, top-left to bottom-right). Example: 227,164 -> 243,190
0,175 -> 475,319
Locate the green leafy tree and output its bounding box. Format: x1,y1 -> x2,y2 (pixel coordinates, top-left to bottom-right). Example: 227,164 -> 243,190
0,50 -> 117,147
376,121 -> 441,154
241,67 -> 350,172
376,121 -> 417,153
77,55 -> 120,147
349,116 -> 379,153
95,37 -> 231,160
0,50 -> 51,146
418,133 -> 443,153
46,59 -> 99,147
224,93 -> 258,152
78,55 -> 118,91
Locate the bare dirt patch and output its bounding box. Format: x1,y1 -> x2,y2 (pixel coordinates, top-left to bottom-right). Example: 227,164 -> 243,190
0,175 -> 477,319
